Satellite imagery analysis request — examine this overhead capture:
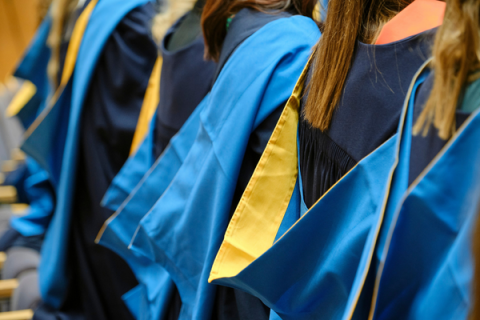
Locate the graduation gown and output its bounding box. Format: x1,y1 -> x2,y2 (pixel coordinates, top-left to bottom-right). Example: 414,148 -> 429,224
15,0 -> 157,315
369,63 -> 480,320
98,11 -> 215,320
7,15 -> 52,129
208,2 -> 445,320
125,11 -> 320,320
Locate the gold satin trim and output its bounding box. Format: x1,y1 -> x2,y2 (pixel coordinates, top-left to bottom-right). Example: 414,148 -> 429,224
208,59 -> 431,320
367,59 -> 480,319
129,56 -> 162,155
5,80 -> 37,117
24,0 -> 98,139
208,56 -> 313,282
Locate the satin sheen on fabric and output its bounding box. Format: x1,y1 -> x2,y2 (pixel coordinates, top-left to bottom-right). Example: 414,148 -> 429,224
127,16 -> 320,320
209,3 -> 445,319
17,0 -> 153,309
370,65 -> 480,320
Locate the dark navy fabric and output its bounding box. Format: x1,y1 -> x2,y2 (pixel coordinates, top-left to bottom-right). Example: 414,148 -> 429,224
11,234 -> 43,252
408,72 -> 471,185
212,9 -> 291,84
3,164 -> 29,203
155,5 -> 216,319
153,6 -> 216,159
165,0 -> 205,52
0,228 -> 21,252
211,9 -> 289,320
46,3 -> 157,320
300,30 -> 436,208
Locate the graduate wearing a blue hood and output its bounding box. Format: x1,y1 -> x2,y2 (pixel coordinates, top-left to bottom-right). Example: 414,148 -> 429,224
97,0 -> 217,318
369,0 -> 480,317
10,0 -> 158,319
207,0 -> 446,319
123,0 -> 320,318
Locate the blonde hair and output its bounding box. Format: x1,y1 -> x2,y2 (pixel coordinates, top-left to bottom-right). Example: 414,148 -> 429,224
413,0 -> 480,139
47,0 -> 78,89
151,0 -> 196,44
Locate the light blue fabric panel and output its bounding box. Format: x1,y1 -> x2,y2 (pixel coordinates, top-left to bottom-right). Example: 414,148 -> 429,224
22,81 -> 72,188
14,15 -> 52,129
269,310 -> 283,320
122,284 -> 145,319
98,98 -> 206,319
213,134 -> 397,320
131,16 -> 320,319
10,158 -> 54,237
371,76 -> 480,320
20,0 -> 153,308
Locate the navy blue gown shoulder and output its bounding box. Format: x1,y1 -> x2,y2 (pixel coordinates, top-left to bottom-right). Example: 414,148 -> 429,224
299,31 -> 436,208
212,8 -> 291,320
153,9 -> 216,159
408,71 -> 471,185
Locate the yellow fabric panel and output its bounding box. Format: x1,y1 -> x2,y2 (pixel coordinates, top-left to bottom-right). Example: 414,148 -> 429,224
24,0 -> 98,138
5,80 -> 37,117
0,309 -> 34,320
58,0 -> 97,89
129,56 -> 163,155
209,57 -> 313,282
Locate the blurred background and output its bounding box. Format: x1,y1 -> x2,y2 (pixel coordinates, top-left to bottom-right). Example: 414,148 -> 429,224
0,0 -> 51,82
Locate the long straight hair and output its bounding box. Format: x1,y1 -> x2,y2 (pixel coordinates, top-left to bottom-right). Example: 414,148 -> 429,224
201,0 -> 318,62
413,0 -> 480,139
47,0 -> 78,89
304,0 -> 411,131
151,0 -> 197,44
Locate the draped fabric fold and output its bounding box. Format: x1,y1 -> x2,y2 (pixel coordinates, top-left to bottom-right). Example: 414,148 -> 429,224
17,0 -> 154,308
127,16 -> 320,319
370,66 -> 480,320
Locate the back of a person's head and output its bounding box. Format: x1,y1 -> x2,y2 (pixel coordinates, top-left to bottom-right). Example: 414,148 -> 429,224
201,0 -> 318,62
413,0 -> 480,139
304,0 -> 412,131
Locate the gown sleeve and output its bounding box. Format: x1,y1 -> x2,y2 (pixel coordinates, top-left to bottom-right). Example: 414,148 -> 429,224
8,158 -> 54,244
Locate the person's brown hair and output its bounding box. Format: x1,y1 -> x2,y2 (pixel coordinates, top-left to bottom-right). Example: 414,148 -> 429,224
413,0 -> 480,139
47,0 -> 78,89
304,0 -> 412,131
201,0 -> 318,62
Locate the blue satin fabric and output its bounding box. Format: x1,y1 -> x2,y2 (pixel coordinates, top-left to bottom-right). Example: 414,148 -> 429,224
210,72 -> 421,320
99,101 -> 205,319
10,158 -> 54,237
100,14 -> 215,317
371,69 -> 480,320
13,15 -> 52,129
8,13 -> 55,243
18,0 -> 153,308
127,16 -> 320,319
